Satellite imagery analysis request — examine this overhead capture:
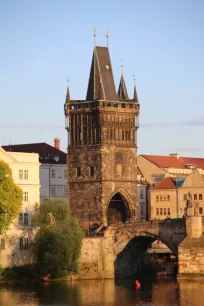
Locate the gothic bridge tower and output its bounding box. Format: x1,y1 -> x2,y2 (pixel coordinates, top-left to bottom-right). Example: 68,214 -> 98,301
64,45 -> 140,228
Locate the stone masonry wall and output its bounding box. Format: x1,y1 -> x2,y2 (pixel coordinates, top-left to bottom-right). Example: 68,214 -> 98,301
72,237 -> 115,279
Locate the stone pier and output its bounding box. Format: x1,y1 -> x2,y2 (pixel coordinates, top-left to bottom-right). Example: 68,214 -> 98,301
178,205 -> 204,278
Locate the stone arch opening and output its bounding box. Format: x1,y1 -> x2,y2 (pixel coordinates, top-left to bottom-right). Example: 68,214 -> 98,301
114,235 -> 177,279
107,193 -> 130,224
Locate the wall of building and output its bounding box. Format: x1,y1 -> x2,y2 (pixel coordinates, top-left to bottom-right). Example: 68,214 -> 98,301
40,164 -> 67,203
137,156 -> 167,185
0,148 -> 40,267
150,189 -> 177,219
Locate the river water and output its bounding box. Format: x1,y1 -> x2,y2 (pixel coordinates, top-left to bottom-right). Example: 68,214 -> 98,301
0,278 -> 203,306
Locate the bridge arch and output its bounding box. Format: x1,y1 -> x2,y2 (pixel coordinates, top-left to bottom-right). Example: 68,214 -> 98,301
107,188 -> 133,225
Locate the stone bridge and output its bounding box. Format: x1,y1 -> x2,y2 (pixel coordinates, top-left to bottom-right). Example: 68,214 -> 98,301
77,218 -> 187,280
104,218 -> 186,256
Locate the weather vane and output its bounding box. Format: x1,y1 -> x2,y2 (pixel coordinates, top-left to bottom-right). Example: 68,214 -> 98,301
93,28 -> 96,46
133,74 -> 136,86
106,30 -> 109,47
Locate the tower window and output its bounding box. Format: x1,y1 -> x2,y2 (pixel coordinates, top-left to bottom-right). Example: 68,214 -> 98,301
89,166 -> 94,177
77,167 -> 81,177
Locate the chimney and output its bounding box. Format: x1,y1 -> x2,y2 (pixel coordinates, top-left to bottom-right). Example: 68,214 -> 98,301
54,138 -> 60,150
169,153 -> 179,159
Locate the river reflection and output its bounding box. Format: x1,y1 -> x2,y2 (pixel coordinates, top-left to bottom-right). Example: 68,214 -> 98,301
0,278 -> 204,306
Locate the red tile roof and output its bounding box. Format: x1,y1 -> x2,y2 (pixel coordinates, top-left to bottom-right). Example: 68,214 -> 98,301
142,155 -> 204,170
153,177 -> 177,190
3,143 -> 67,164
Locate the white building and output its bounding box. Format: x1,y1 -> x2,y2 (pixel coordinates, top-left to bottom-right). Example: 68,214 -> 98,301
3,138 -> 67,204
0,146 -> 40,267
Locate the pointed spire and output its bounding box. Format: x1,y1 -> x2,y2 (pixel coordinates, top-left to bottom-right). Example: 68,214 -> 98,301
65,77 -> 71,103
118,61 -> 129,100
86,46 -> 118,101
133,75 -> 139,103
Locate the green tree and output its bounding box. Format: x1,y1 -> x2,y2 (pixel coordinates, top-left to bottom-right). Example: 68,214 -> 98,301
0,161 -> 23,233
33,199 -> 83,278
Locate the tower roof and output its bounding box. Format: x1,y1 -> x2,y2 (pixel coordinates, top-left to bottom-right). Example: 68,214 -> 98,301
86,46 -> 118,101
118,74 -> 129,100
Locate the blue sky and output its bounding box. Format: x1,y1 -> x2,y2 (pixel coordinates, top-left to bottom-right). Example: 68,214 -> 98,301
0,0 -> 203,156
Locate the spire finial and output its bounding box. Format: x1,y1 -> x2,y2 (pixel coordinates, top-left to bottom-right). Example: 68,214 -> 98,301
133,74 -> 136,86
66,76 -> 71,103
106,30 -> 109,47
121,60 -> 124,76
93,28 -> 96,46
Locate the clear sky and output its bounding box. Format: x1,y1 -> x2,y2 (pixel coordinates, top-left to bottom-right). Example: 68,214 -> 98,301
0,0 -> 203,157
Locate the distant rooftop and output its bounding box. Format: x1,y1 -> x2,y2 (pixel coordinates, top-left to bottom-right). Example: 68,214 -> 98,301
2,142 -> 67,165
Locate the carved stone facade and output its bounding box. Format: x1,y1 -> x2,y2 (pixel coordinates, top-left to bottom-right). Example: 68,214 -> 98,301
65,45 -> 140,227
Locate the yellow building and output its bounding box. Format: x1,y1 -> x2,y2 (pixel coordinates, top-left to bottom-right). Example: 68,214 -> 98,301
0,147 -> 40,267
150,168 -> 204,219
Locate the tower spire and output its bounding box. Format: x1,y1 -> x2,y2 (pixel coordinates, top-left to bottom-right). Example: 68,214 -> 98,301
133,75 -> 139,103
118,61 -> 129,100
65,77 -> 71,103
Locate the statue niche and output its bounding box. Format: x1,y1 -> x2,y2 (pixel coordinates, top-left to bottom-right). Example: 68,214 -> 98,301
115,152 -> 124,177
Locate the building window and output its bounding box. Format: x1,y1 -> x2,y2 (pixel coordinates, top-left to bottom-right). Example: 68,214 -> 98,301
19,237 -> 29,250
184,194 -> 187,201
57,186 -> 62,197
19,213 -> 23,225
51,169 -> 56,178
77,167 -> 81,177
199,207 -> 203,214
160,208 -> 163,215
19,170 -> 23,180
167,195 -> 170,201
168,208 -> 171,216
156,195 -> 159,201
19,213 -> 29,226
160,195 -> 162,201
164,208 -> 166,215
163,195 -> 166,201
194,194 -> 197,200
0,238 -> 5,249
58,169 -> 62,178
51,186 -> 56,197
199,194 -> 203,200
23,192 -> 28,202
156,208 -> 159,216
24,213 -> 29,226
24,170 -> 28,180
64,169 -> 67,179
89,166 -> 94,177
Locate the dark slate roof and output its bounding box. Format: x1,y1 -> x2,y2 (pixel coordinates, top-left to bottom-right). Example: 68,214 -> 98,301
3,143 -> 67,165
86,46 -> 118,101
118,75 -> 129,100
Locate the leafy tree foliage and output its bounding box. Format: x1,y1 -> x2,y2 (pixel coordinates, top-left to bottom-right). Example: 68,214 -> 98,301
33,199 -> 83,278
0,160 -> 23,233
